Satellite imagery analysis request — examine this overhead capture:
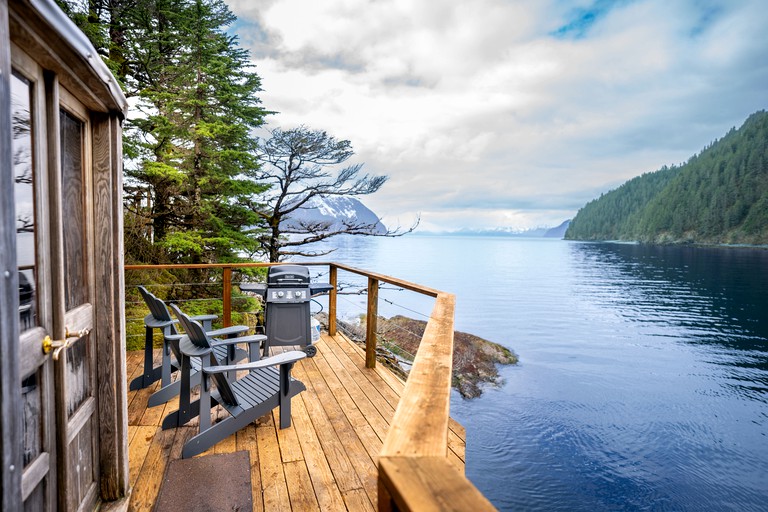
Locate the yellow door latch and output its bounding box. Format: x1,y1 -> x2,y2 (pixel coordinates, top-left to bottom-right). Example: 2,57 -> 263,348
42,328 -> 92,361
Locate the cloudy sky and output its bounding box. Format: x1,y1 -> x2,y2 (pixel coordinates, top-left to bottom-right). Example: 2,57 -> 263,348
228,0 -> 768,232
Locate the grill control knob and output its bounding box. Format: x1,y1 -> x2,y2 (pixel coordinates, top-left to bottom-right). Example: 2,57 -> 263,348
294,291 -> 302,298
277,291 -> 285,298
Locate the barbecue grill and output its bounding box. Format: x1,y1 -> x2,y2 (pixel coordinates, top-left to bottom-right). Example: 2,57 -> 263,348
242,265 -> 332,357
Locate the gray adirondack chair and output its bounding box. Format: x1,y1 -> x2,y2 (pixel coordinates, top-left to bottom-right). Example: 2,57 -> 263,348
168,303 -> 307,459
134,286 -> 263,407
130,285 -> 216,391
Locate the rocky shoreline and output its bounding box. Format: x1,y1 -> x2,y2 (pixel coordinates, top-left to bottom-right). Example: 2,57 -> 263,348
317,313 -> 517,399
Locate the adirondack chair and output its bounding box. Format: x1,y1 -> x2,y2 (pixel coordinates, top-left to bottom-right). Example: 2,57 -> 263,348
133,286 -> 264,408
167,303 -> 307,459
130,286 -> 216,391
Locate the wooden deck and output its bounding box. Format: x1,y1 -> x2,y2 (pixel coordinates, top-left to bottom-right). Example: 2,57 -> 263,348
126,332 -> 466,511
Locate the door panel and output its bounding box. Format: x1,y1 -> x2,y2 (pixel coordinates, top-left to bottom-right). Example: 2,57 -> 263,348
64,335 -> 92,415
60,108 -> 88,309
23,479 -> 46,512
12,70 -> 38,331
65,412 -> 97,510
56,95 -> 99,511
21,372 -> 42,466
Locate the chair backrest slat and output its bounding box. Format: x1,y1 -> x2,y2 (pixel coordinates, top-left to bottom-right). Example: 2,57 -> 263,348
138,286 -> 174,322
169,303 -> 239,406
138,286 -> 184,363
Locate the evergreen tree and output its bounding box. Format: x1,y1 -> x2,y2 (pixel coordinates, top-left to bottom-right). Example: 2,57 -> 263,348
58,0 -> 271,263
128,0 -> 269,263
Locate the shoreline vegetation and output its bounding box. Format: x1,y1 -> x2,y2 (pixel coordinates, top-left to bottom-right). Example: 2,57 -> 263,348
317,313 -> 518,399
565,110 -> 768,245
574,239 -> 768,249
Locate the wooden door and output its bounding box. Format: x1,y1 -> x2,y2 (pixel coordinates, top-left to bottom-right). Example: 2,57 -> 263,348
54,89 -> 100,512
12,46 -> 100,512
12,50 -> 57,512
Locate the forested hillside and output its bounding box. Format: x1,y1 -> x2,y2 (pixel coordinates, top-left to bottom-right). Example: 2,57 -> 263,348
566,110 -> 768,244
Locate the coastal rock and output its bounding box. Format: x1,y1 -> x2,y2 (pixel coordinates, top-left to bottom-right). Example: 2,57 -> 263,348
317,313 -> 517,399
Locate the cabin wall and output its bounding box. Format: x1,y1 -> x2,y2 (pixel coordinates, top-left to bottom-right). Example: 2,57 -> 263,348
92,112 -> 129,499
2,0 -> 129,507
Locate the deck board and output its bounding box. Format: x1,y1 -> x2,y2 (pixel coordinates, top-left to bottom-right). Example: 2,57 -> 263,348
126,332 -> 466,511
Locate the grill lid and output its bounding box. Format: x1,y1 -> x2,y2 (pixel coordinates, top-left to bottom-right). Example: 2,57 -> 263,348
267,265 -> 310,287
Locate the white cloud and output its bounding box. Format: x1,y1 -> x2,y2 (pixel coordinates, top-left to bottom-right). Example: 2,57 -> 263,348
230,0 -> 768,231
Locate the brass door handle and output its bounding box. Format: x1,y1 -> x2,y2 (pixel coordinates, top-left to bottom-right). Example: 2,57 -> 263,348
42,327 -> 91,361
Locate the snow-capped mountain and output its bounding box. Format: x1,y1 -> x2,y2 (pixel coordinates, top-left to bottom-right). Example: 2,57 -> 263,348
281,196 -> 387,234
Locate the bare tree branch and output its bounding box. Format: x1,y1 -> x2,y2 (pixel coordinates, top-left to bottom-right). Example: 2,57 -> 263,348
250,125 -> 417,261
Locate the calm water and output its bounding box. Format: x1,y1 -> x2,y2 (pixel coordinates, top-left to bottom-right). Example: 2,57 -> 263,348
302,235 -> 768,511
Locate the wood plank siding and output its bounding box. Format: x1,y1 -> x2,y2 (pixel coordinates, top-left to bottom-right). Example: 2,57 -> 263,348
126,332 -> 467,511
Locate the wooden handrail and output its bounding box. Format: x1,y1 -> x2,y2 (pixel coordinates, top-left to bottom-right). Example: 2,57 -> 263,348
379,457 -> 496,511
377,292 -> 496,511
124,261 -> 495,510
380,292 -> 454,458
330,262 -> 442,297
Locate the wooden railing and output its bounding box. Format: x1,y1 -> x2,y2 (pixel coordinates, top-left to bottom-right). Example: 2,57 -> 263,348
124,262 -> 496,511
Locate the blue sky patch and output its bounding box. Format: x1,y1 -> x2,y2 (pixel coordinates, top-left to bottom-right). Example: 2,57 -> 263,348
689,2 -> 723,37
552,0 -> 633,39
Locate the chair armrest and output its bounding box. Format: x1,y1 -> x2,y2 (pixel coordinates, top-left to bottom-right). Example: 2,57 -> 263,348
144,314 -> 176,329
191,314 -> 218,322
206,325 -> 249,337
209,334 -> 266,348
203,350 -> 306,374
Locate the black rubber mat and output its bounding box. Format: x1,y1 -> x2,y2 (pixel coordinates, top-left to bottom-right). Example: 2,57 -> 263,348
154,451 -> 252,512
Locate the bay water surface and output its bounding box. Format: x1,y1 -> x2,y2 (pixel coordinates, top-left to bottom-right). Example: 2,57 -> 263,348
301,235 -> 768,511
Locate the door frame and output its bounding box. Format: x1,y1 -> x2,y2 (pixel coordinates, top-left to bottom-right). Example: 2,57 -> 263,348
1,1 -> 23,510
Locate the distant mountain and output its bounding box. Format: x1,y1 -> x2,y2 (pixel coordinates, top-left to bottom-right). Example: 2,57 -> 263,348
544,220 -> 571,238
445,227 -> 548,237
281,196 -> 387,235
419,224 -> 570,238
566,110 -> 768,245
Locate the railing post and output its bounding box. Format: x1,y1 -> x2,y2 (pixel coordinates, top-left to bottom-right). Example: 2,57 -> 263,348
223,266 -> 232,327
366,277 -> 378,368
329,265 -> 337,336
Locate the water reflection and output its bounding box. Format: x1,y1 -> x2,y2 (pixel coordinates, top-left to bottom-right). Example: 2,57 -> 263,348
12,70 -> 38,330
568,242 -> 768,408
570,242 -> 768,348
